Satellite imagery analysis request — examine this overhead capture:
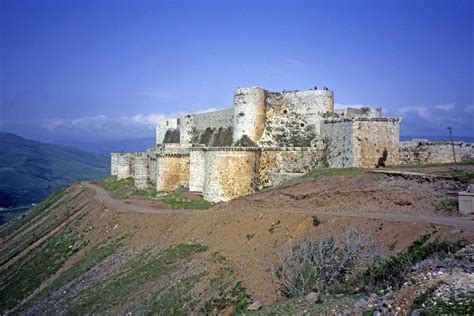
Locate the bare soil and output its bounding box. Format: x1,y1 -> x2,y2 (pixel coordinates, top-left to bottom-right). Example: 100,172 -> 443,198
3,165 -> 474,313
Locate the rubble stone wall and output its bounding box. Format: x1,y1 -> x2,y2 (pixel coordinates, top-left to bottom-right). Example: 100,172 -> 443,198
353,119 -> 400,168
203,150 -> 258,202
320,120 -> 355,168
400,141 -> 474,164
156,155 -> 190,192
189,150 -> 206,192
111,153 -> 119,176
132,154 -> 149,190
116,153 -> 133,180
233,87 -> 267,143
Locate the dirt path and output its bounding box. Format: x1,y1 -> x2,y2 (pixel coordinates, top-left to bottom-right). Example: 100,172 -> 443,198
83,182 -> 474,231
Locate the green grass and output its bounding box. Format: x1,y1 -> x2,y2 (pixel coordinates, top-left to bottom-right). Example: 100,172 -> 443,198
303,167 -> 366,179
68,243 -> 208,314
22,238 -> 125,310
146,273 -> 205,315
350,235 -> 464,293
100,177 -> 135,198
251,293 -> 362,315
135,191 -> 213,210
0,189 -> 66,239
411,285 -> 474,314
0,189 -> 87,264
453,171 -> 474,183
439,198 -> 458,212
392,160 -> 474,169
0,216 -> 86,313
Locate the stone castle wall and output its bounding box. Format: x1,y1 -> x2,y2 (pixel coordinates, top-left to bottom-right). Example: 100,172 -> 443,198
109,86 -> 458,203
116,153 -> 133,180
400,141 -> 474,164
156,154 -> 190,192
353,119 -> 400,167
321,118 -> 400,168
111,153 -> 119,176
320,120 -> 355,168
233,87 -> 267,143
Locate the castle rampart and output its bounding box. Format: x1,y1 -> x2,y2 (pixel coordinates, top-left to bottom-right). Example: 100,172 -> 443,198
111,86 -> 474,203
232,87 -> 267,144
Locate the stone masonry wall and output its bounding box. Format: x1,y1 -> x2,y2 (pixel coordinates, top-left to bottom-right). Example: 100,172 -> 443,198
179,109 -> 233,145
335,107 -> 382,119
132,154 -> 149,190
116,153 -> 133,180
400,141 -> 474,164
258,148 -> 327,188
233,87 -> 267,143
203,150 -> 258,202
189,150 -> 206,192
156,118 -> 179,145
111,153 -> 119,176
353,119 -> 400,168
320,120 -> 355,168
156,155 -> 190,192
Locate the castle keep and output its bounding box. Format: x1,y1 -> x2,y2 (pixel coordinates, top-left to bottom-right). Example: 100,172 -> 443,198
111,87 -> 474,202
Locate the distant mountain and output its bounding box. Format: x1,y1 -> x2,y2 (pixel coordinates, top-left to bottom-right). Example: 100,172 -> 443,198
53,137 -> 156,156
0,133 -> 109,207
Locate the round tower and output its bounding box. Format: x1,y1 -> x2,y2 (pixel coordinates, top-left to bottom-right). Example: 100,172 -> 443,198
232,87 -> 267,144
312,89 -> 334,114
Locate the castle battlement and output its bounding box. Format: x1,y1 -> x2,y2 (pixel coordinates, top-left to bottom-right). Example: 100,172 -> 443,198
111,86 -> 473,202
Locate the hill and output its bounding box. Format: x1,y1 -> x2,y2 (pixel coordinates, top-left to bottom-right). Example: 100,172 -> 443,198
52,137 -> 156,156
0,133 -> 109,208
0,163 -> 473,314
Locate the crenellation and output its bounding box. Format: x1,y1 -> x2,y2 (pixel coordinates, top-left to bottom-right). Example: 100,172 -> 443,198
111,86 -> 473,202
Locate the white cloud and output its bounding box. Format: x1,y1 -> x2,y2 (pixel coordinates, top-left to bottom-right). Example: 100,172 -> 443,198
39,106 -> 230,139
284,58 -> 306,67
138,89 -> 176,100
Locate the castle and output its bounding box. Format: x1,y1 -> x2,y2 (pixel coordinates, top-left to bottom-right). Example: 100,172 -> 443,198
111,87 -> 474,202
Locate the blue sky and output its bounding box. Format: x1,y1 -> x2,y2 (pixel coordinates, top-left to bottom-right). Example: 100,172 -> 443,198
1,0 -> 472,142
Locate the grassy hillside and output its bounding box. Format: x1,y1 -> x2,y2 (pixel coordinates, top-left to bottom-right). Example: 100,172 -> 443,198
0,166 -> 473,314
0,133 -> 109,207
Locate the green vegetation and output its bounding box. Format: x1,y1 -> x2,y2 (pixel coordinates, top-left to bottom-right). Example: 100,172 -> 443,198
303,167 -> 366,179
199,266 -> 252,314
453,171 -> 474,183
252,293 -> 362,315
0,189 -> 66,239
0,216 -> 86,312
146,273 -> 205,315
312,214 -> 322,226
411,285 -> 474,314
69,243 -> 208,314
24,238 -> 124,309
100,177 -> 135,198
391,160 -> 474,169
0,189 -> 87,264
351,235 -> 464,292
439,198 -> 458,212
135,190 -> 213,210
0,132 -> 109,208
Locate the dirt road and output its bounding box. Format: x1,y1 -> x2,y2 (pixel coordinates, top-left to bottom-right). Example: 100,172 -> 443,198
83,182 -> 474,231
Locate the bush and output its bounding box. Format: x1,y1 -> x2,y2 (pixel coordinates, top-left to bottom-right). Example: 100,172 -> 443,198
272,230 -> 381,298
352,235 -> 464,293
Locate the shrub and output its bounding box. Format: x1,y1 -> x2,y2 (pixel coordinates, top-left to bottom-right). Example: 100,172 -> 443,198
352,235 -> 464,293
272,230 -> 381,298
